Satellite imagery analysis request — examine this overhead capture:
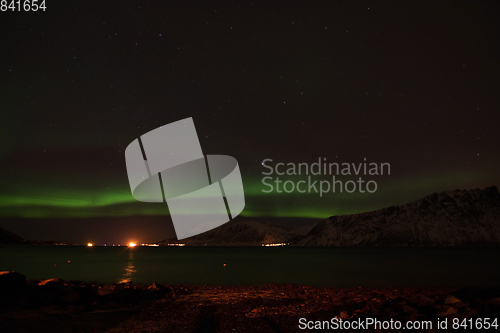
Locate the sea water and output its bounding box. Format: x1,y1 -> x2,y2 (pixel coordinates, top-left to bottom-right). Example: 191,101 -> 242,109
1,245 -> 499,287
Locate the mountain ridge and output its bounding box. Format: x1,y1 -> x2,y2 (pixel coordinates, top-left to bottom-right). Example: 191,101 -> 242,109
0,226 -> 25,243
294,186 -> 500,246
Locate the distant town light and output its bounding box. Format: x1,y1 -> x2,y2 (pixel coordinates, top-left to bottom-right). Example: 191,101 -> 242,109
128,242 -> 136,247
87,243 -> 93,247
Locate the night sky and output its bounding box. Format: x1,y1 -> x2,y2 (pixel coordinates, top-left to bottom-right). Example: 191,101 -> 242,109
1,1 -> 499,244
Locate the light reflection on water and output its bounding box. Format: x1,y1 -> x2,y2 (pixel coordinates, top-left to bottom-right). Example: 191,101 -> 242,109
118,249 -> 136,283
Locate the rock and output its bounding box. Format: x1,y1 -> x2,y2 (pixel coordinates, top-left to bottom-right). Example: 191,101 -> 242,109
0,271 -> 26,289
61,292 -> 80,303
106,300 -> 118,308
487,297 -> 500,305
408,294 -> 434,306
439,305 -> 458,317
444,295 -> 461,304
97,287 -> 113,296
61,286 -> 74,294
452,302 -> 468,308
38,278 -> 64,287
460,307 -> 472,317
404,312 -> 419,321
470,307 -> 481,314
401,305 -> 418,314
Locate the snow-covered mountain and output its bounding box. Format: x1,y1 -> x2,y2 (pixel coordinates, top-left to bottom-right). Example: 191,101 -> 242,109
295,186 -> 500,246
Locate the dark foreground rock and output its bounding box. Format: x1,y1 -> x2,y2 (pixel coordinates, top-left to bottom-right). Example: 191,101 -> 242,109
0,274 -> 499,332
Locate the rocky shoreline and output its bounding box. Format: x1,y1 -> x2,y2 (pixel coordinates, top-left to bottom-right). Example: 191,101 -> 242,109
1,271 -> 500,332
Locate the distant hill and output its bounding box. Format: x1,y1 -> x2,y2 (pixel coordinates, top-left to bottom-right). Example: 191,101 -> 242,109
0,225 -> 79,245
160,220 -> 298,246
0,227 -> 25,243
295,186 -> 500,246
28,240 -> 81,246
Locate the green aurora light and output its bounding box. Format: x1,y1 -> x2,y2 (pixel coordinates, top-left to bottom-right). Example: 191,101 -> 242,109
0,168 -> 494,219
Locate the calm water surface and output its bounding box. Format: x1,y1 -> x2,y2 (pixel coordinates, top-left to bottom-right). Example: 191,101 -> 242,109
1,245 -> 499,287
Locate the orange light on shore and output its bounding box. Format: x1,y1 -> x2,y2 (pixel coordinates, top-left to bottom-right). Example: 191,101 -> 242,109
128,242 -> 136,247
87,243 -> 93,247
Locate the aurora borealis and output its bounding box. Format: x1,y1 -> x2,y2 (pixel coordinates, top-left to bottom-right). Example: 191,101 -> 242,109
1,2 -> 499,244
